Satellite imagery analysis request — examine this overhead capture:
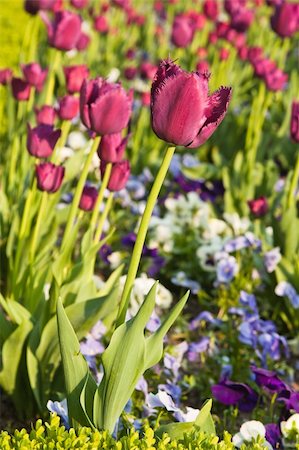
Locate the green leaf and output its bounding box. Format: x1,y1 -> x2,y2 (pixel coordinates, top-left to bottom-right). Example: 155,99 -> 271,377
56,298 -> 97,428
195,399 -> 215,435
156,422 -> 194,440
0,294 -> 31,325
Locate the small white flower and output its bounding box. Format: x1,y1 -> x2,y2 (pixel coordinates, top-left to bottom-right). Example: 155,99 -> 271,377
174,406 -> 199,423
107,251 -> 122,269
106,68 -> 120,83
281,413 -> 299,437
147,391 -> 178,412
232,420 -> 273,449
67,131 -> 87,149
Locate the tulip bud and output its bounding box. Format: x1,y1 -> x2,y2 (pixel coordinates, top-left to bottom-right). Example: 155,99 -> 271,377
80,78 -> 132,135
11,77 -> 31,101
141,92 -> 151,106
124,66 -> 137,80
27,124 -> 61,158
35,162 -> 65,193
98,133 -> 128,163
79,185 -> 98,211
76,31 -> 90,50
64,65 -> 89,94
171,14 -> 195,48
151,59 -> 232,148
21,63 -> 48,90
35,105 -> 56,125
57,95 -> 79,120
0,68 -> 12,85
41,10 -> 82,51
290,101 -> 299,143
94,15 -> 109,33
101,160 -> 130,191
248,196 -> 269,217
140,62 -> 157,81
271,3 -> 299,38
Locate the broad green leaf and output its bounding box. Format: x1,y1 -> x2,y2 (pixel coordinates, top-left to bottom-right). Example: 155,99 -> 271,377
0,294 -> 31,325
56,298 -> 97,428
0,310 -> 14,345
195,399 -> 215,435
156,422 -> 194,440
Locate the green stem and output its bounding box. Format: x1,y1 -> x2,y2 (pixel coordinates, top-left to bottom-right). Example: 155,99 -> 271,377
29,191 -> 48,263
61,135 -> 101,250
44,50 -> 61,105
8,136 -> 20,191
90,162 -> 112,232
116,146 -> 175,327
26,87 -> 36,114
94,192 -> 114,244
287,152 -> 299,209
51,120 -> 71,163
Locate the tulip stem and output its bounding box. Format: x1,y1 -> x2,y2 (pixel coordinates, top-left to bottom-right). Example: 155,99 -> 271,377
51,120 -> 71,163
61,135 -> 101,251
116,145 -> 175,327
287,152 -> 299,209
44,50 -> 61,106
90,162 -> 112,233
29,191 -> 48,263
94,192 -> 114,244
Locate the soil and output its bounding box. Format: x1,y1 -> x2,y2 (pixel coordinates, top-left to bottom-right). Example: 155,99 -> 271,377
0,391 -> 34,433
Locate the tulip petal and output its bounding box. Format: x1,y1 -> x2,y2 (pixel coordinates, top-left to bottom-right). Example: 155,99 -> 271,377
188,86 -> 232,148
151,72 -> 207,146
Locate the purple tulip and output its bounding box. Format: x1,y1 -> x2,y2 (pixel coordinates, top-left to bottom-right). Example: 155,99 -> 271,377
0,68 -> 12,85
291,101 -> 299,143
24,0 -> 60,15
11,77 -> 31,101
41,10 -> 82,51
35,162 -> 65,193
35,105 -> 56,125
212,379 -> 258,412
203,0 -> 218,20
230,8 -> 254,32
27,124 -> 61,158
21,63 -> 48,90
79,185 -> 98,211
251,367 -> 287,393
271,2 -> 299,38
97,133 -> 128,163
171,14 -> 195,48
80,78 -> 132,135
64,65 -> 89,94
150,59 -> 232,148
57,95 -> 79,120
101,160 -> 130,192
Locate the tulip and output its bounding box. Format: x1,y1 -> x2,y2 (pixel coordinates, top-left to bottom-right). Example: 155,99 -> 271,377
247,196 -> 268,217
24,0 -> 61,15
219,48 -> 230,60
21,63 -> 48,90
141,92 -> 151,106
80,77 -> 132,135
64,65 -> 89,94
41,10 -> 82,51
35,162 -> 65,192
230,8 -> 254,32
171,14 -> 195,48
196,60 -> 210,73
264,66 -> 288,92
79,185 -> 98,211
140,62 -> 157,81
76,31 -> 90,50
97,132 -> 128,163
57,95 -> 79,120
124,66 -> 137,80
70,0 -> 89,8
0,68 -> 12,85
35,105 -> 56,125
101,160 -> 130,191
94,15 -> 109,33
271,2 -> 299,38
27,123 -> 61,158
203,0 -> 218,20
150,59 -> 232,147
11,77 -> 31,101
290,101 -> 299,143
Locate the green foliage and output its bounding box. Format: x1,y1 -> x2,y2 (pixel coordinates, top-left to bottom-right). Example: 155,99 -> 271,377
0,414 -> 272,450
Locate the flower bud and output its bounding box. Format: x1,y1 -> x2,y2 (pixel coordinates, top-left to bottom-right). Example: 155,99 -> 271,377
271,3 -> 299,38
21,63 -> 48,90
11,77 -> 31,101
79,185 -> 98,211
101,160 -> 130,191
41,10 -> 82,51
64,65 -> 89,94
35,162 -> 65,193
80,77 -> 132,135
0,68 -> 12,85
98,133 -> 128,162
290,101 -> 299,143
171,14 -> 195,48
35,105 -> 56,125
27,124 -> 61,158
57,95 -> 79,120
248,196 -> 268,217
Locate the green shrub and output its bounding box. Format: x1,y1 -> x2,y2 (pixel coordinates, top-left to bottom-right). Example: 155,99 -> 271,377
0,414 -> 273,449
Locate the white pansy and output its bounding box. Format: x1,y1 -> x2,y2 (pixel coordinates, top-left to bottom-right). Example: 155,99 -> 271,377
223,213 -> 250,234
174,406 -> 199,423
232,421 -> 273,449
67,131 -> 87,149
106,68 -> 120,83
202,218 -> 228,239
281,413 -> 299,437
107,252 -> 123,269
57,146 -> 74,162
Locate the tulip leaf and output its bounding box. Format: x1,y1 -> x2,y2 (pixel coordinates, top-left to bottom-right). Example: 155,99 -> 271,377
156,422 -> 194,440
194,399 -> 215,435
57,298 -> 97,428
0,294 -> 31,325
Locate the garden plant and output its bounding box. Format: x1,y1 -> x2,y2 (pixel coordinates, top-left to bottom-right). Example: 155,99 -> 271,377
0,0 -> 299,449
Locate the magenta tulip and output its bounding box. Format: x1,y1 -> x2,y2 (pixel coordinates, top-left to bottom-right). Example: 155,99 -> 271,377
171,14 -> 195,48
36,162 -> 65,193
24,0 -> 60,15
98,133 -> 128,163
94,15 -> 109,33
76,31 -> 90,50
79,185 -> 98,211
57,95 -> 79,120
271,3 -> 299,38
11,77 -> 31,101
35,105 -> 56,125
80,78 -> 132,135
140,62 -> 157,81
64,65 -> 89,94
41,10 -> 82,51
151,59 -> 232,148
101,160 -> 130,191
0,68 -> 12,85
27,124 -> 61,158
70,0 -> 89,9
203,0 -> 218,20
264,66 -> 288,92
21,63 -> 48,90
290,101 -> 299,143
248,196 -> 269,217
